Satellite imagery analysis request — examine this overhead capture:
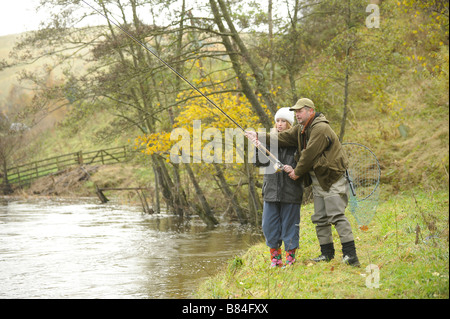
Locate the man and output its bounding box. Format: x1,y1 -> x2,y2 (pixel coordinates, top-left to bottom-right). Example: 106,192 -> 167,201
246,98 -> 360,267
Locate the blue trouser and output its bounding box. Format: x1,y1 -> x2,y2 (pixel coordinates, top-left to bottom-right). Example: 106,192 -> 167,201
262,202 -> 301,251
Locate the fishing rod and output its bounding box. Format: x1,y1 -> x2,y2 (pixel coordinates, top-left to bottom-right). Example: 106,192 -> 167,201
80,0 -> 283,171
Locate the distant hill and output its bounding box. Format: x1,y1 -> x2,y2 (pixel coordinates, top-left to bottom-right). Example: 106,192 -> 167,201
0,31 -> 90,114
0,33 -> 23,106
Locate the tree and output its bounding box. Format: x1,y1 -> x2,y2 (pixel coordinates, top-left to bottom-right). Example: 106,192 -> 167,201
0,111 -> 29,194
135,69 -> 263,225
0,112 -> 13,194
284,0 -> 405,140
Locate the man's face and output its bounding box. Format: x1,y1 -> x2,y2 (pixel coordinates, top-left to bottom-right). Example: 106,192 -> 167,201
295,107 -> 313,125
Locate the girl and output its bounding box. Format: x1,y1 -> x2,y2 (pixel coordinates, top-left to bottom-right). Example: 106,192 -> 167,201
256,107 -> 303,267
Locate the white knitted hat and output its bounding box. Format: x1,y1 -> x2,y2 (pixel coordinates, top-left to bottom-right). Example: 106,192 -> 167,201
274,107 -> 295,125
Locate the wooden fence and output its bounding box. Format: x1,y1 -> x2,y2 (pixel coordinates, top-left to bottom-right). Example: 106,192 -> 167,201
2,146 -> 134,189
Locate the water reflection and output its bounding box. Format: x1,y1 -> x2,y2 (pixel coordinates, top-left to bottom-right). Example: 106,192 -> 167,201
0,198 -> 263,298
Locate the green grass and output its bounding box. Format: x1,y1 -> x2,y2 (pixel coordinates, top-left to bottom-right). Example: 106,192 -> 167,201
195,188 -> 449,299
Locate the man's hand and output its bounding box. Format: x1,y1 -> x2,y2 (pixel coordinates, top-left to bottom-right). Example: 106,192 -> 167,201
283,165 -> 294,173
288,170 -> 300,180
283,165 -> 299,180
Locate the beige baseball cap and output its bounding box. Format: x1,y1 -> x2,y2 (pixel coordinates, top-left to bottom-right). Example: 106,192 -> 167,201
289,98 -> 315,111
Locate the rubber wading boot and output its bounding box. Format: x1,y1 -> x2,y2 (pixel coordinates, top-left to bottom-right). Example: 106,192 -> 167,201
342,241 -> 360,267
310,243 -> 335,262
284,249 -> 296,267
270,248 -> 283,268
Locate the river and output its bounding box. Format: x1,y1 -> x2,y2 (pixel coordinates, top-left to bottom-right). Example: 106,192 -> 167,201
0,197 -> 263,299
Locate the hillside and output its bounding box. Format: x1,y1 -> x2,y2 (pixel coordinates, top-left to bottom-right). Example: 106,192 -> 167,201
0,34 -> 22,104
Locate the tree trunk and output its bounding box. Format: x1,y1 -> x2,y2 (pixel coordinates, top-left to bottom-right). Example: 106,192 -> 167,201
152,154 -> 189,217
152,164 -> 161,214
339,0 -> 352,142
209,0 -> 272,129
184,163 -> 219,227
213,163 -> 247,225
244,148 -> 261,226
288,0 -> 301,105
339,66 -> 350,142
268,0 -> 274,92
1,159 -> 12,195
216,0 -> 276,116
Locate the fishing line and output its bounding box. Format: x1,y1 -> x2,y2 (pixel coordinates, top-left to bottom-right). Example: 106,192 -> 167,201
80,0 -> 282,168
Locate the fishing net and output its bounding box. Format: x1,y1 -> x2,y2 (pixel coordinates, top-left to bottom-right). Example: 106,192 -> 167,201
342,143 -> 381,229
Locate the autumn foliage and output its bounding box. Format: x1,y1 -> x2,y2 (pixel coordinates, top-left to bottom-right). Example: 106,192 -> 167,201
134,64 -> 277,165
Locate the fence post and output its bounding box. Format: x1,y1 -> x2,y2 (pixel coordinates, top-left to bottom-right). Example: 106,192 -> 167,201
77,151 -> 84,165
17,167 -> 21,185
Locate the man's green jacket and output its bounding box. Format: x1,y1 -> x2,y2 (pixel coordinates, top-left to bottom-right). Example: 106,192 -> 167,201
262,113 -> 348,191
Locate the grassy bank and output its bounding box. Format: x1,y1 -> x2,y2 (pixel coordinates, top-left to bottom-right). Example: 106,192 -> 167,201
195,188 -> 449,299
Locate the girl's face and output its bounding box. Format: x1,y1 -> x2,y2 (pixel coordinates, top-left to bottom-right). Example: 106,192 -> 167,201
276,118 -> 289,132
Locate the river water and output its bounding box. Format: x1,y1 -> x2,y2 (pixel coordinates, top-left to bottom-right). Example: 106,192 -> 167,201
0,197 -> 263,299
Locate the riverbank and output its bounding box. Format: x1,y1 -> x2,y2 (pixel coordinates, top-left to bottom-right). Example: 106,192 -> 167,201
6,164 -> 156,206
195,188 -> 449,299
